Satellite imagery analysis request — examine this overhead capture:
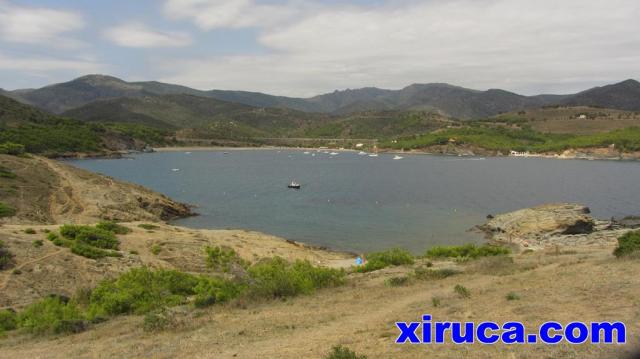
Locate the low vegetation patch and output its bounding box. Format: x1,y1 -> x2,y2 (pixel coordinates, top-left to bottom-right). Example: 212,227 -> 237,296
614,230 -> 640,258
248,257 -> 346,299
205,246 -> 249,273
326,345 -> 367,359
24,228 -> 36,234
425,244 -> 510,259
46,224 -> 122,259
355,248 -> 414,273
0,309 -> 17,333
150,244 -> 162,255
0,166 -> 17,179
454,284 -> 471,299
0,201 -> 16,218
506,292 -> 520,301
32,239 -> 44,248
0,142 -> 26,156
0,240 -> 14,270
95,221 -> 131,235
17,296 -> 85,335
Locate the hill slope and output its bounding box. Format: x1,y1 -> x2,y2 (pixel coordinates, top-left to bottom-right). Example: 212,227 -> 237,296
0,94 -> 168,155
7,75 -> 640,119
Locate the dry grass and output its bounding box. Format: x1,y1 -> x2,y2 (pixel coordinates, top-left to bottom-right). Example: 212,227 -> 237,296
0,241 -> 638,358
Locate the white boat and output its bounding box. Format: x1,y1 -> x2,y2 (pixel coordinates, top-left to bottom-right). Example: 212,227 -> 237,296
358,151 -> 367,156
368,154 -> 379,157
171,168 -> 180,172
393,155 -> 403,160
288,181 -> 301,189
329,152 -> 339,155
303,151 -> 310,154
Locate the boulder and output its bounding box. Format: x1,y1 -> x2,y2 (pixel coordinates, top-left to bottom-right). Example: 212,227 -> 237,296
479,203 -> 596,247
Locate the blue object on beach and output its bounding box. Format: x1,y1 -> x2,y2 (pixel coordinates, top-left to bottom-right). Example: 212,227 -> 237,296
355,257 -> 363,265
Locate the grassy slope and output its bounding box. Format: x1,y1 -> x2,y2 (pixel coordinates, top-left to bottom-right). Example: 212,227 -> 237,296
1,241 -> 637,359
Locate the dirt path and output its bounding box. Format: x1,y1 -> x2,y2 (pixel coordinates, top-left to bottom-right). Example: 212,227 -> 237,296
0,249 -> 65,296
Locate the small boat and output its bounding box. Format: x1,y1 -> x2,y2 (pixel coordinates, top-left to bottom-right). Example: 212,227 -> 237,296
368,154 -> 379,157
330,152 -> 339,156
393,155 -> 403,160
288,181 -> 301,189
358,151 -> 367,156
171,168 -> 180,172
303,151 -> 310,154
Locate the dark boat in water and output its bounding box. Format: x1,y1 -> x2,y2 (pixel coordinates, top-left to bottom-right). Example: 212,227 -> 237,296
288,181 -> 301,189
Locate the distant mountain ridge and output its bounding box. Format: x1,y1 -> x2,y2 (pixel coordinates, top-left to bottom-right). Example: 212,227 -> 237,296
4,75 -> 640,119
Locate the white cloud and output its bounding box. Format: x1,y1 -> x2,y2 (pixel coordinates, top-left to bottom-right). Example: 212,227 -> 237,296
163,0 -> 302,29
104,23 -> 192,48
0,52 -> 105,73
0,1 -> 84,47
158,0 -> 640,96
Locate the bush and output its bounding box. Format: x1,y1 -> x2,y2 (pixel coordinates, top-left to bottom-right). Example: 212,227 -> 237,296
0,166 -> 17,179
506,292 -> 520,301
614,231 -> 640,258
65,226 -> 119,250
0,202 -> 16,218
87,268 -> 202,319
355,248 -> 414,273
150,244 -> 162,255
0,142 -> 25,156
0,240 -> 14,270
248,257 -> 346,299
17,297 -> 85,335
70,243 -> 121,259
326,345 -> 367,359
193,277 -> 245,308
32,239 -> 44,248
425,244 -> 509,259
454,284 -> 471,299
95,221 -> 131,235
24,228 -> 36,234
205,246 -> 249,273
0,309 -> 17,332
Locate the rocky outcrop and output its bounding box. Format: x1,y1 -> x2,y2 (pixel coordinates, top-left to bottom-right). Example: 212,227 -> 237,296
479,203 -> 632,249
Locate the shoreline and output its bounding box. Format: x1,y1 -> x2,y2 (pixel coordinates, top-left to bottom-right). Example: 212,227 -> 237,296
153,145 -> 640,162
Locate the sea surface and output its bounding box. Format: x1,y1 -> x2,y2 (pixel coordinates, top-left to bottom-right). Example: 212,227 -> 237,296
68,150 -> 640,253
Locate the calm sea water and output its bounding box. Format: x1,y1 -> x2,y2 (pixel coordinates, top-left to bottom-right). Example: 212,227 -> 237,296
68,150 -> 640,253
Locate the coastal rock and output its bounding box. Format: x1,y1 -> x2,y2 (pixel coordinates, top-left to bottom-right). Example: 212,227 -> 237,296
478,203 -> 607,249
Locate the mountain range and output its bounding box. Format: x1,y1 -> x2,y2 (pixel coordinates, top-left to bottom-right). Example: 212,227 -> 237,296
3,75 -> 640,120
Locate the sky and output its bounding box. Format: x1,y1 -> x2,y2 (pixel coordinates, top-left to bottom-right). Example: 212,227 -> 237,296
0,0 -> 639,97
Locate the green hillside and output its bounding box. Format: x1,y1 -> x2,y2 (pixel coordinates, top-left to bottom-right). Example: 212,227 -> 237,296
0,95 -> 170,156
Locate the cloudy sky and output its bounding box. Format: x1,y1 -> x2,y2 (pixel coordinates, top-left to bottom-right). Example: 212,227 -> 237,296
1,0 -> 639,96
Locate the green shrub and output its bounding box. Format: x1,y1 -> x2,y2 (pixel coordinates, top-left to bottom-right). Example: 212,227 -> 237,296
193,277 -> 245,308
386,276 -> 411,287
0,202 -> 16,218
0,309 -> 17,332
355,248 -> 414,273
0,240 -> 14,270
24,228 -> 36,234
138,223 -> 159,230
454,284 -> 471,299
0,166 -> 17,179
248,257 -> 345,299
614,231 -> 640,258
425,244 -> 509,259
326,345 -> 367,359
87,268 -> 201,319
32,239 -> 44,248
74,227 -> 119,250
0,142 -> 26,156
431,297 -> 441,307
205,246 -> 249,273
47,232 -> 59,242
150,244 -> 162,255
17,297 -> 85,335
96,221 -> 131,235
506,292 -> 520,301
70,243 -> 121,259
